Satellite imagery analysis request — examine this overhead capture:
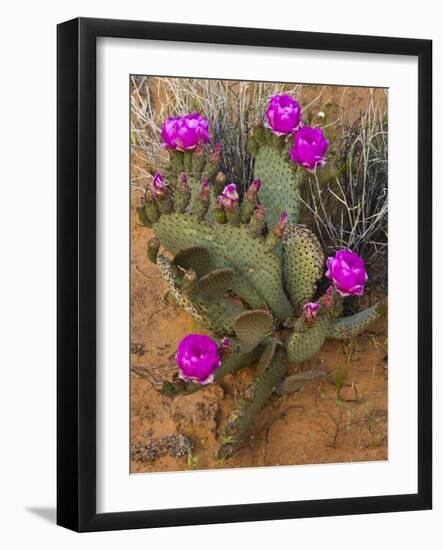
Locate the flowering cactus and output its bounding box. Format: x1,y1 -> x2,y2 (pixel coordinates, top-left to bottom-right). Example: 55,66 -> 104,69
290,126 -> 329,170
176,334 -> 221,384
266,95 -> 302,135
161,113 -> 211,151
138,95 -> 385,459
326,249 -> 368,297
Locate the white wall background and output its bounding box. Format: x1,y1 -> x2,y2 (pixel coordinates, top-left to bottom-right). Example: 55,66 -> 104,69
0,1 -> 440,547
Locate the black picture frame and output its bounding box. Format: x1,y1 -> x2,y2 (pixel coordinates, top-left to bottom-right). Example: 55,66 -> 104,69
57,17 -> 432,532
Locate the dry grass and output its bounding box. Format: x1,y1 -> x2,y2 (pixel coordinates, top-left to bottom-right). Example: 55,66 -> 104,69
300,91 -> 388,286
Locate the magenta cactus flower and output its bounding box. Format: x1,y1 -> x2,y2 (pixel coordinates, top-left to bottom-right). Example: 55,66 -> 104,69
326,250 -> 368,297
175,334 -> 221,384
161,113 -> 211,151
221,183 -> 239,209
150,172 -> 167,198
303,302 -> 320,323
290,126 -> 329,170
266,95 -> 302,135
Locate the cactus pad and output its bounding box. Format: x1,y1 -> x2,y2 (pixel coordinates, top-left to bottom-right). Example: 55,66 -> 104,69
283,224 -> 324,309
256,337 -> 278,375
156,254 -> 241,334
275,366 -> 326,395
254,144 -> 301,227
153,213 -> 293,320
234,310 -> 274,352
328,302 -> 383,339
285,317 -> 330,363
173,246 -> 211,278
197,268 -> 235,298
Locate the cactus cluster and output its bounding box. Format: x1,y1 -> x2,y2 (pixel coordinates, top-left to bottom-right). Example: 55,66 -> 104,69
136,97 -> 385,459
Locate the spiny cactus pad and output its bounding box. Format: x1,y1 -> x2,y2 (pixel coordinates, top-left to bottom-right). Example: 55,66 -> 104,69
327,302 -> 383,339
275,366 -> 326,395
256,338 -> 278,375
285,317 -> 330,363
153,213 -> 293,321
254,144 -> 301,227
234,310 -> 274,352
156,254 -> 241,334
173,246 -> 211,278
283,224 -> 324,309
197,268 -> 235,298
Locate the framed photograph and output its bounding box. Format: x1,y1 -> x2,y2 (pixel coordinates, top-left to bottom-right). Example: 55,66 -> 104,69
57,17 -> 432,532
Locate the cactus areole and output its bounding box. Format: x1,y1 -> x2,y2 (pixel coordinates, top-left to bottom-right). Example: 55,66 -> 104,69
137,95 -> 385,459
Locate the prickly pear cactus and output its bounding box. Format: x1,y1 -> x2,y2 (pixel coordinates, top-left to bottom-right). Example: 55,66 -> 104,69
136,98 -> 386,459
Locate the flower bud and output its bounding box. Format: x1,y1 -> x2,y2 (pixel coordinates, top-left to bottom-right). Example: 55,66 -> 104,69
150,172 -> 168,199
214,196 -> 227,224
178,172 -> 189,191
245,179 -> 261,202
320,285 -> 334,308
174,172 -> 191,214
255,204 -> 266,220
248,204 -> 267,237
220,337 -> 232,355
303,302 -> 319,325
273,211 -> 288,238
220,183 -> 239,209
194,177 -> 211,221
198,177 -> 210,201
